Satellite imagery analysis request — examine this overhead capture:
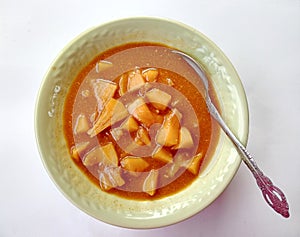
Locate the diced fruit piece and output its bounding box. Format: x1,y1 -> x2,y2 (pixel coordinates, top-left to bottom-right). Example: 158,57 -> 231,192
70,141 -> 90,161
82,143 -> 118,167
135,126 -> 151,145
110,127 -> 124,141
143,169 -> 159,196
74,114 -> 89,134
137,82 -> 152,96
101,143 -> 119,165
99,166 -> 125,191
111,117 -> 139,145
127,69 -> 145,91
98,172 -> 113,191
153,113 -> 164,124
91,79 -> 117,111
89,112 -> 96,123
152,146 -> 173,163
145,88 -> 172,110
142,68 -> 158,82
96,60 -> 113,72
124,140 -> 140,154
118,74 -> 128,96
165,153 -> 190,178
127,98 -> 156,127
119,116 -> 139,132
172,108 -> 183,121
173,127 -> 194,149
81,89 -> 90,97
166,78 -> 174,86
88,98 -> 128,137
155,109 -> 182,147
120,156 -> 149,172
165,152 -> 203,177
187,152 -> 203,175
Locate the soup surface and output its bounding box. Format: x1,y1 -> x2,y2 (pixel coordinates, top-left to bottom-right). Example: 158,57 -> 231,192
63,43 -> 219,200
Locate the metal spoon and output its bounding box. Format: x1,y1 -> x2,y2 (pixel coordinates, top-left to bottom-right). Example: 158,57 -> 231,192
172,50 -> 290,218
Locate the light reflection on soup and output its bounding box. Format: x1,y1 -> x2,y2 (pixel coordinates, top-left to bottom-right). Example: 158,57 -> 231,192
63,43 -> 219,200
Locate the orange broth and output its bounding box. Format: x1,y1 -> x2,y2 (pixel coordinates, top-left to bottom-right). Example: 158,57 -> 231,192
63,42 -> 219,200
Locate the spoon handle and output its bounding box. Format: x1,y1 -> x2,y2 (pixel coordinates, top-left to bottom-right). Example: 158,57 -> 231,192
233,141 -> 289,218
207,80 -> 290,218
173,50 -> 290,218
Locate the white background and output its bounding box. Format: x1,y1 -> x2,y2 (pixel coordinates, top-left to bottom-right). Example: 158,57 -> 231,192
1,0 -> 300,236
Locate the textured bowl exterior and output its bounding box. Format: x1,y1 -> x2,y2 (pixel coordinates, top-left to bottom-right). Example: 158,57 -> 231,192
35,17 -> 249,228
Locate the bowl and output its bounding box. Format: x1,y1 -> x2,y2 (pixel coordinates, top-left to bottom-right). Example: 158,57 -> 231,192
35,17 -> 249,228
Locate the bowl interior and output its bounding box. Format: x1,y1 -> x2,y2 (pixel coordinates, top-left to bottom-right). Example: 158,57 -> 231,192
35,17 -> 249,228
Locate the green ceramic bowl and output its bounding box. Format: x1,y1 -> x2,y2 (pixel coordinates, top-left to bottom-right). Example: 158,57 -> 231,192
35,17 -> 249,228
